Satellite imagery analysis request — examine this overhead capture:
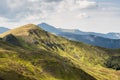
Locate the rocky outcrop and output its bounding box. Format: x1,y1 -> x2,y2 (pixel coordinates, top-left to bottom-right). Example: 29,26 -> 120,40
2,34 -> 20,46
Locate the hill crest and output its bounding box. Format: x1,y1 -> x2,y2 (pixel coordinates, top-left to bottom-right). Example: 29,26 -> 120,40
0,24 -> 43,37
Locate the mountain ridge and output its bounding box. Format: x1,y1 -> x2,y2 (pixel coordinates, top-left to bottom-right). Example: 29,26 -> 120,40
0,24 -> 119,80
38,23 -> 120,39
0,24 -> 43,37
59,32 -> 120,49
38,23 -> 120,48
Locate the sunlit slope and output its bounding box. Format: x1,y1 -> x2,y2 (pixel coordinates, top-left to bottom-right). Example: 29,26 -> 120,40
0,24 -> 40,37
0,24 -> 120,80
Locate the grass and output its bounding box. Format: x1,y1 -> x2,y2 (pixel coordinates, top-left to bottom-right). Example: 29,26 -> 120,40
0,24 -> 119,80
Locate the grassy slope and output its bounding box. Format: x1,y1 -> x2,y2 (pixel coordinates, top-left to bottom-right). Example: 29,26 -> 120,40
0,40 -> 96,80
0,24 -> 120,80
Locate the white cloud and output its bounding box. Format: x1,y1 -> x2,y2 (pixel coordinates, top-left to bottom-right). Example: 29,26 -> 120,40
0,17 -> 8,22
0,0 -> 97,21
0,0 -> 120,33
77,13 -> 89,19
75,0 -> 97,9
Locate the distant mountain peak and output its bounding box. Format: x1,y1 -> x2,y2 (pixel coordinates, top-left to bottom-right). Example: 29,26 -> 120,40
38,23 -> 61,34
40,22 -> 50,25
39,23 -> 120,39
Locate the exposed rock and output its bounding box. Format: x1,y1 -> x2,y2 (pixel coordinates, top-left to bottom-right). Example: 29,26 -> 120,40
0,38 -> 2,40
2,34 -> 20,46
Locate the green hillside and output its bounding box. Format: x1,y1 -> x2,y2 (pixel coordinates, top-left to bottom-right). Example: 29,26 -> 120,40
0,24 -> 119,80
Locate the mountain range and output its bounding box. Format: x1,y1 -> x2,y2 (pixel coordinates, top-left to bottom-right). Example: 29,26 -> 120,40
1,23 -> 120,40
0,24 -> 119,80
1,23 -> 120,49
59,33 -> 120,49
38,23 -> 120,48
38,23 -> 120,39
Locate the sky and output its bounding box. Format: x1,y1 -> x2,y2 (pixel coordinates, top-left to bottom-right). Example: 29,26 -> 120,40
0,0 -> 120,33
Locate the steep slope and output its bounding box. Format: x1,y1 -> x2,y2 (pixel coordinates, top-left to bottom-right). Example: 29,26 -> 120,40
59,33 -> 120,48
0,40 -> 96,80
0,24 -> 120,80
0,27 -> 10,34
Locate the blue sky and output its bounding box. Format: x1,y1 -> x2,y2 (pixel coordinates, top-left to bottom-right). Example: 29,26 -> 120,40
0,0 -> 120,33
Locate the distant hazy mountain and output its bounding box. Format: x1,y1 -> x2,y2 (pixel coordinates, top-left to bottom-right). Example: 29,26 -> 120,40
38,23 -> 85,34
58,28 -> 84,34
38,23 -> 61,34
59,32 -> 120,49
38,23 -> 120,39
104,32 -> 120,39
38,23 -> 120,48
0,27 -> 9,34
86,32 -> 120,39
58,29 -> 120,39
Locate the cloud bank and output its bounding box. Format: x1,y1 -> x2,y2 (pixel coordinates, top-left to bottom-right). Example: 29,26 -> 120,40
0,0 -> 97,21
0,0 -> 120,33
